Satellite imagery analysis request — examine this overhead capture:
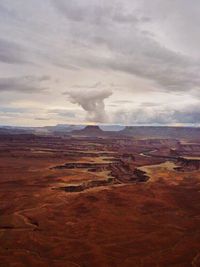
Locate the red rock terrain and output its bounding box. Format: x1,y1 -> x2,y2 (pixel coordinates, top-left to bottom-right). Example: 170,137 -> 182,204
0,133 -> 200,267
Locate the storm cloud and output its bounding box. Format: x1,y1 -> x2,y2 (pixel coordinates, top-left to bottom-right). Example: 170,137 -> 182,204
0,0 -> 200,126
52,0 -> 200,92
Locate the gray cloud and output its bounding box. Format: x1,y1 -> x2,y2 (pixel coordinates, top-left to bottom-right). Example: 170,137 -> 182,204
48,109 -> 76,118
34,117 -> 51,121
140,0 -> 200,58
52,0 -> 200,93
139,102 -> 162,107
0,75 -> 50,93
1,0 -> 200,126
0,107 -> 29,113
53,0 -> 149,26
173,105 -> 200,124
112,103 -> 200,125
113,100 -> 134,104
113,108 -> 172,125
0,38 -> 27,64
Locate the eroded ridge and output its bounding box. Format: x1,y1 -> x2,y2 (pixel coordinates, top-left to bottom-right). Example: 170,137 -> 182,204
51,152 -> 150,192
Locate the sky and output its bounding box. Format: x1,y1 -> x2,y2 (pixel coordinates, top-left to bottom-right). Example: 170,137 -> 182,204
1,0 -> 200,126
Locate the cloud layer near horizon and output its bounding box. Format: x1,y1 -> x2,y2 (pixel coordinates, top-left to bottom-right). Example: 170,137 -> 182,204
1,0 -> 200,126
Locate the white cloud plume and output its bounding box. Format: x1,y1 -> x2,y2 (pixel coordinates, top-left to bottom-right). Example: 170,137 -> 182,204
64,88 -> 112,123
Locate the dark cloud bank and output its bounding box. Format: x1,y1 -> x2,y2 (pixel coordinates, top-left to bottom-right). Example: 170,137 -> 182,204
0,0 -> 200,125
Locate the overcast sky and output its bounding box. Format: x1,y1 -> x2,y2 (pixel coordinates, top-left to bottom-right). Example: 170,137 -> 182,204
1,0 -> 200,126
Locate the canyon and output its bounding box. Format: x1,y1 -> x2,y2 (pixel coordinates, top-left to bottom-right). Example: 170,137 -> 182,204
1,126 -> 200,267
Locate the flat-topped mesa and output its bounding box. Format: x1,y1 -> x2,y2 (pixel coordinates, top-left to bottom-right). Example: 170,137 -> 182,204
72,125 -> 105,136
83,125 -> 103,132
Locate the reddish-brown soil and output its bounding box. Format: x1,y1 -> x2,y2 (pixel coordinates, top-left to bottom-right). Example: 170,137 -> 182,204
0,134 -> 200,267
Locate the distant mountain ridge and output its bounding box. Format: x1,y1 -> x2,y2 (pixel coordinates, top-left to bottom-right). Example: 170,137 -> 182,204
120,126 -> 200,139
0,124 -> 124,135
1,124 -> 200,139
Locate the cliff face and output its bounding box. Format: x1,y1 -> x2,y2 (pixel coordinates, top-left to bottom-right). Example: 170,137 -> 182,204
178,144 -> 200,153
176,157 -> 200,171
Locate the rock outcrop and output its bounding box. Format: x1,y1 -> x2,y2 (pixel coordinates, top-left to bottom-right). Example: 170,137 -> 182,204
176,157 -> 200,171
56,177 -> 117,192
